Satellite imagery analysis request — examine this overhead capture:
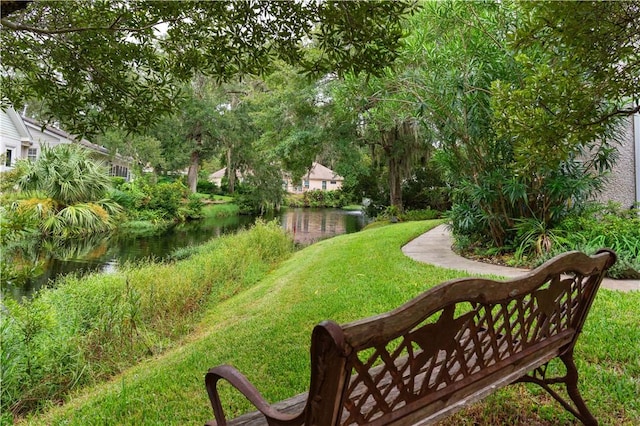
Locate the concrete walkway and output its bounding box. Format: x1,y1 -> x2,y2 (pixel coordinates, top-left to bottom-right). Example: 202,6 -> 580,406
402,224 -> 640,292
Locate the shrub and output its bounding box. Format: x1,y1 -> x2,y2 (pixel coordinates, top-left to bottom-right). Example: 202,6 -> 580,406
287,190 -> 348,208
400,208 -> 441,221
529,204 -> 640,278
554,204 -> 640,278
180,193 -> 205,220
113,179 -> 194,222
196,179 -> 218,195
146,181 -> 187,218
402,165 -> 451,212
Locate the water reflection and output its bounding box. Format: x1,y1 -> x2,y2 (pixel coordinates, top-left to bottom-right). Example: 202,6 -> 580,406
281,208 -> 364,245
2,208 -> 364,300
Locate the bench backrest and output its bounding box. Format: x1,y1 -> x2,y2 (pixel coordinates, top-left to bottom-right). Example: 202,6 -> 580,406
303,250 -> 616,425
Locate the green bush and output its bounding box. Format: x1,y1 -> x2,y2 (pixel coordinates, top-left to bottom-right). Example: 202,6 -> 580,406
180,193 -> 205,220
0,220 -> 294,417
553,204 -> 640,278
196,179 -> 218,195
146,181 -> 187,218
110,176 -> 127,189
529,204 -> 640,278
402,165 -> 451,212
286,190 -> 349,208
109,186 -> 147,211
113,179 -> 196,222
400,208 -> 441,221
448,157 -> 604,250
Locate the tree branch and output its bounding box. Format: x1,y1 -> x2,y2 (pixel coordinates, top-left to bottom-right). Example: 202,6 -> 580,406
0,17 -> 174,35
581,104 -> 640,127
0,0 -> 31,19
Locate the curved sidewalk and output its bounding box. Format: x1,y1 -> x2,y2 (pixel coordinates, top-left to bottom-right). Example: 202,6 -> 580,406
402,224 -> 640,292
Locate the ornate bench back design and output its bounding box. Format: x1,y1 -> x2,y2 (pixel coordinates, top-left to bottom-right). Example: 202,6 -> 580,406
319,250 -> 616,425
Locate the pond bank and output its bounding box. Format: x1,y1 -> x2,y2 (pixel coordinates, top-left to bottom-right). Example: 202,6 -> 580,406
2,207 -> 365,301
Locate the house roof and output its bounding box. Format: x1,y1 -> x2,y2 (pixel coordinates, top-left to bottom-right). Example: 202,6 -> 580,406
210,163 -> 343,182
22,115 -> 109,155
5,108 -> 32,142
306,162 -> 343,181
209,167 -> 250,181
209,168 -> 227,179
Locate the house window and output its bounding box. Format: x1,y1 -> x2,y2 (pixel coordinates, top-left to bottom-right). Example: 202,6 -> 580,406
322,180 -> 327,190
111,164 -> 129,178
4,149 -> 12,167
330,180 -> 336,185
304,180 -> 309,189
27,148 -> 37,161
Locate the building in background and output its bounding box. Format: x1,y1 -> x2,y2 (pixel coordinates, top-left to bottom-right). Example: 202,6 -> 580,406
1,108 -> 131,179
595,112 -> 640,209
284,162 -> 344,194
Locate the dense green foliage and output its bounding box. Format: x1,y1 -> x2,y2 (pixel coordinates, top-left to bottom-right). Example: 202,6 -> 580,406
286,190 -> 351,209
535,205 -> 640,279
0,221 -> 294,419
4,144 -> 121,238
494,1 -> 640,169
1,1 -> 415,137
110,177 -> 201,222
16,221 -> 640,425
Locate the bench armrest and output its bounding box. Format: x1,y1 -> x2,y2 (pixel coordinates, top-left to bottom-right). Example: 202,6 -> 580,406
205,364 -> 304,426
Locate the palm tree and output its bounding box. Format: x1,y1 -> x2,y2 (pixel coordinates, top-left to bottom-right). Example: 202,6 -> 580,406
10,144 -> 122,237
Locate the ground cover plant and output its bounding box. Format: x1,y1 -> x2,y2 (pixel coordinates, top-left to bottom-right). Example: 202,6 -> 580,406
547,204 -> 640,279
18,220 -> 639,425
1,221 -> 294,421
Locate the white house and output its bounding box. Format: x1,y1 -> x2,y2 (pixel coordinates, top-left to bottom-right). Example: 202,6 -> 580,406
0,107 -> 32,172
209,162 -> 344,194
285,162 -> 344,193
208,167 -> 249,188
1,108 -> 132,179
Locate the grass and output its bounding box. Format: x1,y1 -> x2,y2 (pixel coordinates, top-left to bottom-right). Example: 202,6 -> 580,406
202,203 -> 240,218
341,204 -> 363,211
2,221 -> 294,421
19,220 -> 640,425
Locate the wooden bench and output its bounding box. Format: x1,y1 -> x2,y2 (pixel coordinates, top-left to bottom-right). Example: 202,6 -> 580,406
205,249 -> 616,426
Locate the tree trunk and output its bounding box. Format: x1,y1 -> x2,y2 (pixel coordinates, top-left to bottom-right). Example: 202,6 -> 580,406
388,155 -> 403,213
187,150 -> 199,193
226,147 -> 236,194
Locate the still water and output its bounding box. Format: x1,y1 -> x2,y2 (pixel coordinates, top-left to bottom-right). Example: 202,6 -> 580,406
2,208 -> 365,300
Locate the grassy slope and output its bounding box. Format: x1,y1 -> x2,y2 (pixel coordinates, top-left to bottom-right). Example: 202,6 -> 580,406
24,220 -> 639,425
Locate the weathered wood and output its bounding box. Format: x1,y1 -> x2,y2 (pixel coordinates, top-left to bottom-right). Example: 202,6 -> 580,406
205,250 -> 615,426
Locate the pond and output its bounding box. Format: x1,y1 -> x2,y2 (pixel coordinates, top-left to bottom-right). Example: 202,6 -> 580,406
1,208 -> 366,301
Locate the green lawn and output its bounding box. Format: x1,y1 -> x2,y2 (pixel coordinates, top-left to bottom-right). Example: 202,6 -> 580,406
22,220 -> 640,425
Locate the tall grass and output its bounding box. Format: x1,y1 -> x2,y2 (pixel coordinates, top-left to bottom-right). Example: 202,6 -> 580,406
202,203 -> 240,218
1,220 -> 294,420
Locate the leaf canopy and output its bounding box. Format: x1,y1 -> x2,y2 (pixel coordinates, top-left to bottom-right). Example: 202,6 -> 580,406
0,0 -> 415,137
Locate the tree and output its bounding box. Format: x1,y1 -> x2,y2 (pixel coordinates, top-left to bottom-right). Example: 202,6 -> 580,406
152,76 -> 223,193
250,63 -> 331,181
213,80 -> 262,195
96,130 -> 165,176
492,1 -> 640,174
1,0 -> 415,137
330,14 -> 443,213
